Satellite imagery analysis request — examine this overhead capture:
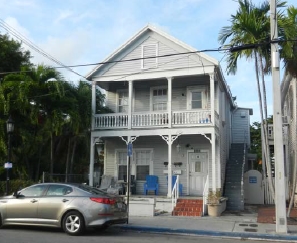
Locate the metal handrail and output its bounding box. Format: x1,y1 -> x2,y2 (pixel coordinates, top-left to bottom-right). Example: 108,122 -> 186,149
171,175 -> 179,211
202,175 -> 209,216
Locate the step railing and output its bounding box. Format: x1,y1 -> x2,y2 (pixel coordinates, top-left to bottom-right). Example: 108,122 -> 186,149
202,175 -> 209,216
171,175 -> 180,211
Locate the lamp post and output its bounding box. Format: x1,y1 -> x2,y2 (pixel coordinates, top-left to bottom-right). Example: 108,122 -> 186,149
5,116 -> 14,195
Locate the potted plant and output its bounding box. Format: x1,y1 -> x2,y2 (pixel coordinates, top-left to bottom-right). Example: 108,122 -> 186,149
207,189 -> 227,217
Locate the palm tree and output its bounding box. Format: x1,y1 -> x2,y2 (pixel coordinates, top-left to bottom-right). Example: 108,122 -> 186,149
280,6 -> 297,78
218,0 -> 291,199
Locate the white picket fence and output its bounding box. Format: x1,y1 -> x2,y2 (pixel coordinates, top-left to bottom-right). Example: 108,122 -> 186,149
263,176 -> 289,204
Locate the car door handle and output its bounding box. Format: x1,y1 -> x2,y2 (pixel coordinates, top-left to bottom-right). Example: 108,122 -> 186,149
31,199 -> 38,203
62,199 -> 69,203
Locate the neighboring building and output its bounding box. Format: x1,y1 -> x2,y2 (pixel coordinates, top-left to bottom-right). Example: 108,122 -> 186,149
281,74 -> 297,205
86,25 -> 252,204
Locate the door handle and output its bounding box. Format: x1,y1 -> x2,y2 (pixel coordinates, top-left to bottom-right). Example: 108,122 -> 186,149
31,199 -> 38,203
62,199 -> 69,203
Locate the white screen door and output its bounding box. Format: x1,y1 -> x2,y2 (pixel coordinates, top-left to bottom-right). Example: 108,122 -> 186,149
188,152 -> 208,195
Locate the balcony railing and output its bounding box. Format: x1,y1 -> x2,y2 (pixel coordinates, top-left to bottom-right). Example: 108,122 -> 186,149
94,110 -> 214,130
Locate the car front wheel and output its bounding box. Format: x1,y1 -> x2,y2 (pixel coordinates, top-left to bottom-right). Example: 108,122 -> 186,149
62,211 -> 85,236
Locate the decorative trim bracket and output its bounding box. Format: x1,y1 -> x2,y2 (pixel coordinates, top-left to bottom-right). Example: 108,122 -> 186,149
120,136 -> 138,145
160,132 -> 182,145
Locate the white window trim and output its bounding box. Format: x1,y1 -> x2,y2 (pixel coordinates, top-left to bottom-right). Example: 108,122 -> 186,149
141,43 -> 158,69
114,148 -> 154,181
133,148 -> 154,181
186,86 -> 207,110
150,86 -> 168,112
116,89 -> 135,113
115,149 -> 127,181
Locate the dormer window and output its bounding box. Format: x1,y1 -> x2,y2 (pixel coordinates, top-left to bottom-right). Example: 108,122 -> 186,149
141,43 -> 158,69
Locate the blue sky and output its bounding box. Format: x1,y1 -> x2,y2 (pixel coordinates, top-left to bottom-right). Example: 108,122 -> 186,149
1,0 -> 295,124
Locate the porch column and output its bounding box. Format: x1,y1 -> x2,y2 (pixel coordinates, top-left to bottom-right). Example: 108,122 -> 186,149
216,135 -> 221,189
168,134 -> 172,197
211,131 -> 216,190
161,134 -> 179,197
128,80 -> 133,129
91,81 -> 96,130
89,136 -> 96,186
89,81 -> 97,186
210,74 -> 215,124
167,77 -> 172,128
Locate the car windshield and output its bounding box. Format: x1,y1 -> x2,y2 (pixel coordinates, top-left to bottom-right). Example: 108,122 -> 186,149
76,184 -> 109,195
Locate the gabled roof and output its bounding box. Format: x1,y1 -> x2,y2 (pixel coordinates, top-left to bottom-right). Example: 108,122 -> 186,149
86,24 -> 219,79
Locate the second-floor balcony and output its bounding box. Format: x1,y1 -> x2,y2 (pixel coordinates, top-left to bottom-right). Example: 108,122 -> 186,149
94,109 -> 219,130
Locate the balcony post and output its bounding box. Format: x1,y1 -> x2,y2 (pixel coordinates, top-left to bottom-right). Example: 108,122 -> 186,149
210,73 -> 215,124
167,77 -> 172,128
91,81 -> 96,130
128,80 -> 133,129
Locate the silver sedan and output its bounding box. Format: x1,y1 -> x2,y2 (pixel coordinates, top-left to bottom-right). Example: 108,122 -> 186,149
0,183 -> 128,235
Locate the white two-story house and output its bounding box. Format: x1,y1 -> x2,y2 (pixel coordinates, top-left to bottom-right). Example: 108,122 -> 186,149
86,25 -> 252,200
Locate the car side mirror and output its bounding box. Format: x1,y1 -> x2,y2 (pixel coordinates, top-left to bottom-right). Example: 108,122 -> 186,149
13,191 -> 21,198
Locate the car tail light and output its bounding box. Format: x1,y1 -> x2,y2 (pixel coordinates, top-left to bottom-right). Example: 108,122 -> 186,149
90,197 -> 116,205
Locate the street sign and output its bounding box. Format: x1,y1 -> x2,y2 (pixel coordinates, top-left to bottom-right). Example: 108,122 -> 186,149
4,162 -> 12,169
127,142 -> 133,157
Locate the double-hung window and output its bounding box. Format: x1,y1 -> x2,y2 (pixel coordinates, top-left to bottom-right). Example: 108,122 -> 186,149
117,90 -> 128,113
151,87 -> 167,111
135,150 -> 151,180
117,151 -> 127,180
187,87 -> 207,110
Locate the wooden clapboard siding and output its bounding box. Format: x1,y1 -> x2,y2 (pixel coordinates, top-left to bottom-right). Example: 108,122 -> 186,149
103,35 -> 211,77
232,108 -> 250,145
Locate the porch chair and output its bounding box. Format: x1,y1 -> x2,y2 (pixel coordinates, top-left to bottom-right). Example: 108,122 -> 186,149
98,175 -> 124,195
167,175 -> 183,196
143,175 -> 159,195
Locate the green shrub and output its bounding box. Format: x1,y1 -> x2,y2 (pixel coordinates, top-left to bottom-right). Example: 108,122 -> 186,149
0,179 -> 34,196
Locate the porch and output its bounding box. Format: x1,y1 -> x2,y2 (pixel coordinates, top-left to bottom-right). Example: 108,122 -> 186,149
94,110 -> 219,130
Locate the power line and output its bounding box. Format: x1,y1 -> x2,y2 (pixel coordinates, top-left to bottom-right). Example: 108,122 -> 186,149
0,19 -> 86,79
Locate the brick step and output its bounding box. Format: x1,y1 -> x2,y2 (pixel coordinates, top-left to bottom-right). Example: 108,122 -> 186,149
172,211 -> 203,216
172,199 -> 203,217
177,199 -> 203,203
173,207 -> 203,212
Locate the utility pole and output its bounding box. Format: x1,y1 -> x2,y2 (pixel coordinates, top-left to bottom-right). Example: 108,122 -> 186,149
270,0 -> 287,233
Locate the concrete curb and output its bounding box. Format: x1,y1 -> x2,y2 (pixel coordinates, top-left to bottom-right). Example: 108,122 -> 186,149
114,225 -> 297,242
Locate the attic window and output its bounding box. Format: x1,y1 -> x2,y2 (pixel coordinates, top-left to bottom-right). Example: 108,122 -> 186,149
141,43 -> 158,69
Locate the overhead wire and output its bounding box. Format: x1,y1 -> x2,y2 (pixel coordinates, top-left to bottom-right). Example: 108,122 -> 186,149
0,19 -> 86,79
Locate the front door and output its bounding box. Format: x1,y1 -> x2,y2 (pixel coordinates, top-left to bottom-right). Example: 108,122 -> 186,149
188,152 -> 208,195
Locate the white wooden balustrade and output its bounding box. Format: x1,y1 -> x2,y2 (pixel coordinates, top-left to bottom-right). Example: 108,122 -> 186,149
94,110 -> 214,130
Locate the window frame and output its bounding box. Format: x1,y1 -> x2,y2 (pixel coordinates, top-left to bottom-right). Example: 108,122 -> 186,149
150,86 -> 168,111
114,148 -> 153,182
187,86 -> 207,110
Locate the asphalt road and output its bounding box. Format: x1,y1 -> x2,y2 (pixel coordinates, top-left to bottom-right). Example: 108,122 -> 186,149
0,226 -> 266,243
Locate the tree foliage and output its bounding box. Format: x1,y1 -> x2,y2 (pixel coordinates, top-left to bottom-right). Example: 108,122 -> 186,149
0,34 -> 108,190
0,34 -> 31,79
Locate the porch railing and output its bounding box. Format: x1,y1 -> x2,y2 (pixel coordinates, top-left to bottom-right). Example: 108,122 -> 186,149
172,110 -> 211,125
94,109 -> 215,130
94,113 -> 128,129
171,175 -> 180,211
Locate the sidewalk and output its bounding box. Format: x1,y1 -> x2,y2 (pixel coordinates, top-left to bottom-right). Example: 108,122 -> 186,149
113,206 -> 297,242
